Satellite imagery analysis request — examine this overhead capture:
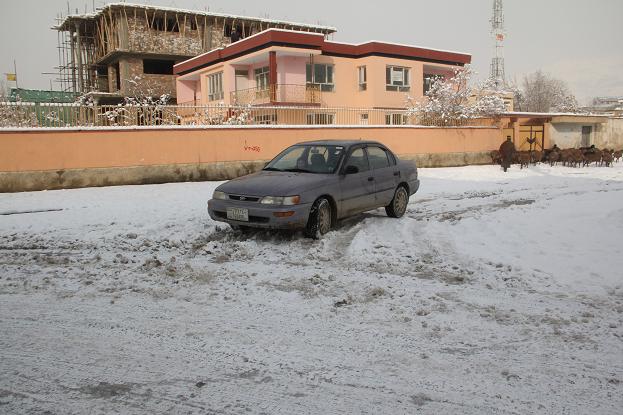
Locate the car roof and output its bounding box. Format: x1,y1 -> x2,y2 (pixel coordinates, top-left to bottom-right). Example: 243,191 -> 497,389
296,140 -> 384,148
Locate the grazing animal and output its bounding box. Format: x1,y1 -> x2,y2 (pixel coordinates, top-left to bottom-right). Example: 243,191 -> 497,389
531,150 -> 542,164
602,151 -> 613,167
583,149 -> 603,167
570,148 -> 585,167
613,150 -> 622,162
547,150 -> 560,166
517,152 -> 531,169
559,149 -> 574,167
490,150 -> 502,165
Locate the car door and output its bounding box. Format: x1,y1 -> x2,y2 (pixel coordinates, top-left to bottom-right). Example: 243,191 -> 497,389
366,145 -> 399,206
338,147 -> 376,217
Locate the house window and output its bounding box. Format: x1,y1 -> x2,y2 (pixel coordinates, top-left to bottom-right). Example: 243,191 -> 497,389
255,66 -> 269,91
360,113 -> 369,125
208,72 -> 224,101
254,113 -> 277,125
385,113 -> 407,125
386,66 -> 410,92
306,63 -> 334,92
358,66 -> 367,91
143,59 -> 174,75
153,17 -> 179,32
423,73 -> 443,95
306,113 -> 335,125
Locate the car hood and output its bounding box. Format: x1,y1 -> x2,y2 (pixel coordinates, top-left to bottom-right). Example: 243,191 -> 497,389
216,171 -> 334,197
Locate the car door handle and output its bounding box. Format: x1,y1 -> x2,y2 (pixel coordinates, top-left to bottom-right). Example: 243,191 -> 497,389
393,171 -> 400,177
367,177 -> 374,181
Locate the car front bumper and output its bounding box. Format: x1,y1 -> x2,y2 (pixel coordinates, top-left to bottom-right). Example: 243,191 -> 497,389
208,199 -> 312,229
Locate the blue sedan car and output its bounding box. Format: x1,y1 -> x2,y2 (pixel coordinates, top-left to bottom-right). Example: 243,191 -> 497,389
208,140 -> 420,238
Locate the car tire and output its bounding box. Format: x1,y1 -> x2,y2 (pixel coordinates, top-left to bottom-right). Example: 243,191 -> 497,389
305,197 -> 332,239
385,186 -> 409,218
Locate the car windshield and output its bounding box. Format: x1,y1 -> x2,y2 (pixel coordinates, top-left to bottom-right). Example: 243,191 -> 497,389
264,144 -> 345,174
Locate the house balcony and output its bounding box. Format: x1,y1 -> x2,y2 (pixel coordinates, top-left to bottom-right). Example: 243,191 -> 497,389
230,84 -> 321,106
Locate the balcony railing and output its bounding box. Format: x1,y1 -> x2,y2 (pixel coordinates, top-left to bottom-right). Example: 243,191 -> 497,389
230,84 -> 321,106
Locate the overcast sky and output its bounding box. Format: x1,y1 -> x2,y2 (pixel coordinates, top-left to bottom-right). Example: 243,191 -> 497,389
1,0 -> 621,104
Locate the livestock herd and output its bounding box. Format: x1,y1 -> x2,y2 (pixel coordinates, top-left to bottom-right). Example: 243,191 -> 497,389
490,146 -> 623,169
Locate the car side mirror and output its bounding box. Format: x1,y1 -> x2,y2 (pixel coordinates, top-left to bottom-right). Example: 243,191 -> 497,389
344,165 -> 359,175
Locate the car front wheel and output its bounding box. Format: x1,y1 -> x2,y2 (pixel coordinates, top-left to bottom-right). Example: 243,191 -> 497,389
305,197 -> 332,239
385,186 -> 409,218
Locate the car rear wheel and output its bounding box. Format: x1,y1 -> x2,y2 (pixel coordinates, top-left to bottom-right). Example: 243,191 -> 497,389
305,197 -> 332,239
385,186 -> 409,218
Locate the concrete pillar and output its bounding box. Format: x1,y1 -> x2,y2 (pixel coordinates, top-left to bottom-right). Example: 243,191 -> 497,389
269,51 -> 277,103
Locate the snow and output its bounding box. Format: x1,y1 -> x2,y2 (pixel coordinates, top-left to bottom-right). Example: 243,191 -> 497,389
0,125 -> 496,132
1,163 -> 622,413
57,3 -> 336,32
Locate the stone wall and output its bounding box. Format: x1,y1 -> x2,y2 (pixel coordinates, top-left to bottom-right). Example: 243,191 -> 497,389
126,16 -> 204,56
123,57 -> 176,99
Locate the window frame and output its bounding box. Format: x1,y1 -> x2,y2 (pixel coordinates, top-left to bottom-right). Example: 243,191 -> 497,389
306,113 -> 335,125
343,146 -> 370,173
386,66 -> 410,92
358,66 -> 367,91
306,63 -> 335,92
207,71 -> 224,101
385,113 -> 407,125
366,146 -> 391,170
254,66 -> 269,91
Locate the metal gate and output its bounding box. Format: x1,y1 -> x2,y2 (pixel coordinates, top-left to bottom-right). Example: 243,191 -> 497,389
518,125 -> 544,151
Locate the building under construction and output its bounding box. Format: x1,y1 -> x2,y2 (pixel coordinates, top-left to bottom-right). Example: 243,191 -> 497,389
54,2 -> 336,103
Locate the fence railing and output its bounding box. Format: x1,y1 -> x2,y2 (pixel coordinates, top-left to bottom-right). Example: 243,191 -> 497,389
0,101 -> 491,128
230,84 -> 322,106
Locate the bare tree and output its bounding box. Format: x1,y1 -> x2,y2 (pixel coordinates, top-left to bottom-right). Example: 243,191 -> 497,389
518,70 -> 580,113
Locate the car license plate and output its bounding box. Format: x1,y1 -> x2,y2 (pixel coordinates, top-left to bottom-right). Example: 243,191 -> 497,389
226,207 -> 249,222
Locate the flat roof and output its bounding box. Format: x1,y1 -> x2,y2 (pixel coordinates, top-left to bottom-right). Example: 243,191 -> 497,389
55,2 -> 336,33
174,29 -> 472,76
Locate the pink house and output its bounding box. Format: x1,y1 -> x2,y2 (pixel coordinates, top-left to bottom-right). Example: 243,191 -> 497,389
174,29 -> 471,112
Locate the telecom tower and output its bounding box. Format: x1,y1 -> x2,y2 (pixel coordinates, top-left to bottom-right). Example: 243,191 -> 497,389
489,0 -> 506,88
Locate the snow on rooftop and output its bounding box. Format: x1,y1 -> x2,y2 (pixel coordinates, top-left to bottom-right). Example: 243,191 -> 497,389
329,39 -> 471,57
55,2 -> 336,32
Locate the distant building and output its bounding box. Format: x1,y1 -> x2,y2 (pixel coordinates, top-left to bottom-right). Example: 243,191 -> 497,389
8,88 -> 76,103
174,29 -> 471,119
54,3 -> 335,104
583,97 -> 623,116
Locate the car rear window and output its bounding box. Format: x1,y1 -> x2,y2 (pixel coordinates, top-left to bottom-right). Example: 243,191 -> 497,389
367,146 -> 390,169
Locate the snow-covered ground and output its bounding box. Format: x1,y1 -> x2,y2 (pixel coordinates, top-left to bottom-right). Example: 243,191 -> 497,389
1,164 -> 622,414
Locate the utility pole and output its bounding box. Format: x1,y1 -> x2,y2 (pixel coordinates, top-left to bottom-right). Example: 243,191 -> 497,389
14,60 -> 19,89
489,0 -> 506,88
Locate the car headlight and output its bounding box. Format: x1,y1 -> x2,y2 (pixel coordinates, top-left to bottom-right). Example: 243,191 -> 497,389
260,195 -> 301,205
213,190 -> 227,200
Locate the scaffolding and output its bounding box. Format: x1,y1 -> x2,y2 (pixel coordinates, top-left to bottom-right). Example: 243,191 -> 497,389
55,15 -> 100,94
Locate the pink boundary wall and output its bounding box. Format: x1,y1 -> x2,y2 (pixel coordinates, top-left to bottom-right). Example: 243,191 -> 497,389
0,127 -> 502,173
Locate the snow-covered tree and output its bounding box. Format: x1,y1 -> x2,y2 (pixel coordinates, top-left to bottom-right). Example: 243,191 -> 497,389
407,65 -> 506,125
75,75 -> 182,126
0,100 -> 39,128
